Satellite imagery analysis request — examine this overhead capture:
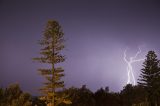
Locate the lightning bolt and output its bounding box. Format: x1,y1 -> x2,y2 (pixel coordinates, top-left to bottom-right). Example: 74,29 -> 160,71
123,47 -> 144,85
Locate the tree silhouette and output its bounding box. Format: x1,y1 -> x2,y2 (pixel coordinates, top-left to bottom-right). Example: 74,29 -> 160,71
33,20 -> 71,106
0,84 -> 32,106
138,51 -> 160,106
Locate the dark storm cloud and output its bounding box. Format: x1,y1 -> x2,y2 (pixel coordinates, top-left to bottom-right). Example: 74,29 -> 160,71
0,0 -> 160,94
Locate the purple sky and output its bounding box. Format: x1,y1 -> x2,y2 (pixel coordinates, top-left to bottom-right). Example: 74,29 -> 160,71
0,0 -> 160,95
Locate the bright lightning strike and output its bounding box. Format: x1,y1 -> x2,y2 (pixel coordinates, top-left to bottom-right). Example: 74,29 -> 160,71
123,47 -> 144,85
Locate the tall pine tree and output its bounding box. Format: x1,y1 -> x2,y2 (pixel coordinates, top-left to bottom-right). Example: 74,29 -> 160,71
34,20 -> 71,106
138,51 -> 160,106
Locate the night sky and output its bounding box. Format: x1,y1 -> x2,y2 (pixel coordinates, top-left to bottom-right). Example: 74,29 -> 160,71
0,0 -> 160,95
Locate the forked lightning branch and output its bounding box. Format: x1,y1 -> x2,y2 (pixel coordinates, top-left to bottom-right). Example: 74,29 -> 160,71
123,47 -> 144,85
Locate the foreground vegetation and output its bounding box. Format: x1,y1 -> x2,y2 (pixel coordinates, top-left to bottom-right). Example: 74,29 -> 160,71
0,83 -> 159,106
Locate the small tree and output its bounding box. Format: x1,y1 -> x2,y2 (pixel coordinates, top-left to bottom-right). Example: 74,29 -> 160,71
138,51 -> 160,106
121,84 -> 134,106
34,20 -> 71,106
0,83 -> 32,106
61,85 -> 95,106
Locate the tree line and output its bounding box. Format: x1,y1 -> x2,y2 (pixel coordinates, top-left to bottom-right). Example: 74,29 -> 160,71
0,82 -> 159,106
0,20 -> 160,106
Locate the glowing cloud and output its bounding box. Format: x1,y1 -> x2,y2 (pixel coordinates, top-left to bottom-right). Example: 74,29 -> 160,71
123,47 -> 144,85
